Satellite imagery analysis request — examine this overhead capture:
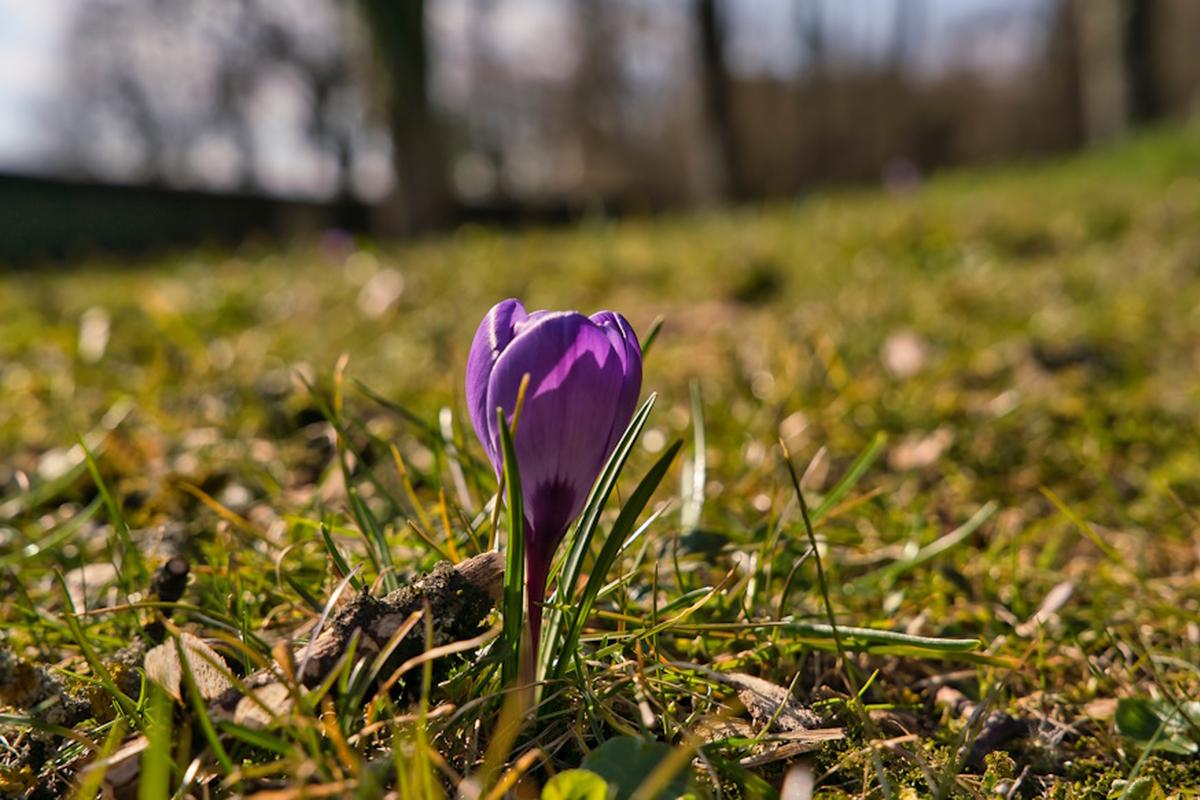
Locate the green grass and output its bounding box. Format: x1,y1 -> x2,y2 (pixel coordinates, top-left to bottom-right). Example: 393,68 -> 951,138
4,123 -> 1200,797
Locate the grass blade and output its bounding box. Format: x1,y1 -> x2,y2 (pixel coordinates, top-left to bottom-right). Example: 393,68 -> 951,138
69,717 -> 125,800
172,632 -> 233,772
320,522 -> 363,592
640,315 -> 665,358
354,379 -> 451,451
56,574 -> 138,717
79,438 -> 146,590
810,431 -> 887,522
552,440 -> 681,679
680,381 -> 706,531
346,485 -> 398,593
140,684 -> 173,799
297,564 -> 363,681
1041,486 -> 1124,565
873,501 -> 998,586
539,394 -> 658,679
0,497 -> 101,568
217,720 -> 295,756
497,410 -> 525,687
780,621 -> 981,652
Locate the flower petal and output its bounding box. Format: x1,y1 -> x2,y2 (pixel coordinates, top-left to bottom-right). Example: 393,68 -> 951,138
485,312 -> 625,545
590,311 -> 643,454
465,298 -> 527,467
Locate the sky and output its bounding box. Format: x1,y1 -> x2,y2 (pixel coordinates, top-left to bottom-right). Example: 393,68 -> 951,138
0,0 -> 1053,189
0,0 -> 73,170
724,0 -> 1051,78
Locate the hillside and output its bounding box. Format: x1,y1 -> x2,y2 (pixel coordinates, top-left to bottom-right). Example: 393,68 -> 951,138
2,125 -> 1200,797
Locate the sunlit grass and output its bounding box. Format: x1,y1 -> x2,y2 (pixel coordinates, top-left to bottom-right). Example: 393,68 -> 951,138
2,124 -> 1200,796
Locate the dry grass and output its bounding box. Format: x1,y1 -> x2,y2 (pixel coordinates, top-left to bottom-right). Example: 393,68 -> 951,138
2,125 -> 1200,797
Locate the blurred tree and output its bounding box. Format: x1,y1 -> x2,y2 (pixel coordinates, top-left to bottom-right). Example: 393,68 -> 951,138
357,0 -> 453,233
887,0 -> 925,71
45,0 -> 1191,241
574,0 -> 627,203
696,0 -> 740,200
796,0 -> 827,76
793,0 -> 829,188
61,0 -> 365,199
1123,0 -> 1160,123
1072,0 -> 1130,143
1069,0 -> 1179,144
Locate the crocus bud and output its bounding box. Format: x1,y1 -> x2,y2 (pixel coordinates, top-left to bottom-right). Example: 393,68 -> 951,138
466,299 -> 642,655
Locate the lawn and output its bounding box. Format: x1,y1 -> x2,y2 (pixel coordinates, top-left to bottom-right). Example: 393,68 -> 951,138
2,125 -> 1200,798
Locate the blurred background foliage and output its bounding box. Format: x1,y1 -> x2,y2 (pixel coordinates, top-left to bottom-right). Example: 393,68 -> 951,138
4,124 -> 1199,542
1,0 -> 1199,259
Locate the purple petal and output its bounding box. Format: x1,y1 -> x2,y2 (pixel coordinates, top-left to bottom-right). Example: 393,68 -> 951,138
485,312 -> 625,547
465,299 -> 527,468
590,311 -> 643,455
515,309 -> 553,333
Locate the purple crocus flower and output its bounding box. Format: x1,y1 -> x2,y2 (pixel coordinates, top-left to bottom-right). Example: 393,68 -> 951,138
466,299 -> 642,657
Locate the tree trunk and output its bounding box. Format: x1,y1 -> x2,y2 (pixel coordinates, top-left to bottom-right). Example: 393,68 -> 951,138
1072,0 -> 1131,144
359,0 -> 453,234
1123,0 -> 1160,123
696,0 -> 740,200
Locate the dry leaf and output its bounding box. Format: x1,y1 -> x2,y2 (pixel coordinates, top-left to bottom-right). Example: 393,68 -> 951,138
233,683 -> 295,728
721,672 -> 821,732
144,633 -> 231,702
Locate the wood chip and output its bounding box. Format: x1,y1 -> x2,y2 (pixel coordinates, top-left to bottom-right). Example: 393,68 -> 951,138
674,663 -> 823,732
725,672 -> 822,732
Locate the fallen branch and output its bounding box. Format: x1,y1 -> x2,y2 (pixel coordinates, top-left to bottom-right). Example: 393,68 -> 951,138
95,551 -> 504,797
209,550 -> 504,725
